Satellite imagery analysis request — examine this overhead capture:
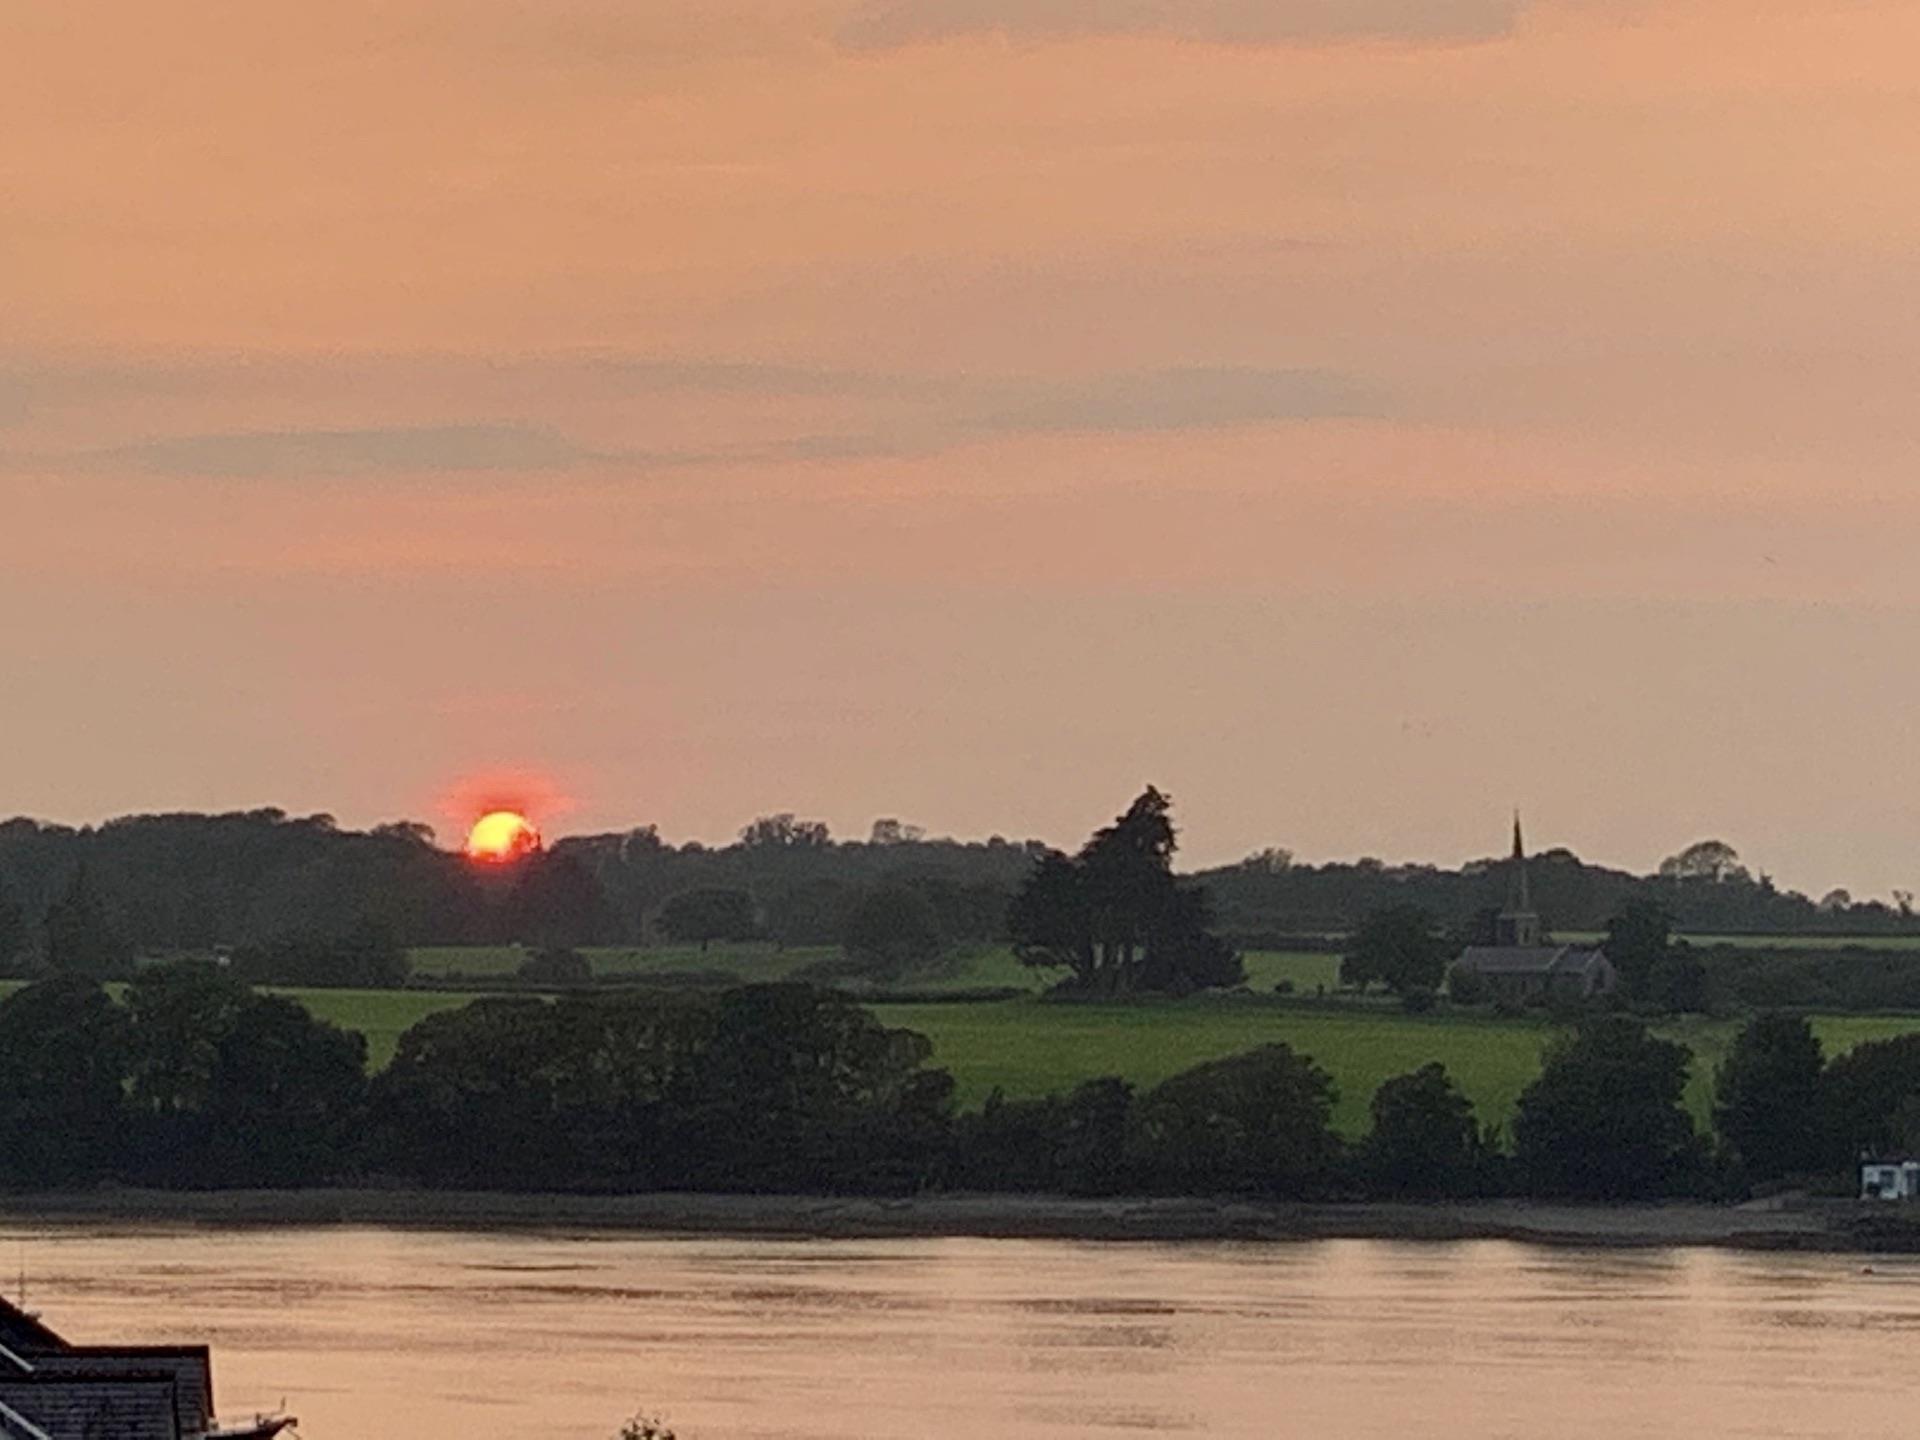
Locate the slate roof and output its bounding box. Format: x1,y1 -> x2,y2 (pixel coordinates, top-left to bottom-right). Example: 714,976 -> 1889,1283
0,1375 -> 180,1440
1455,944 -> 1610,977
0,1305 -> 65,1358
36,1353 -> 210,1437
0,1398 -> 53,1440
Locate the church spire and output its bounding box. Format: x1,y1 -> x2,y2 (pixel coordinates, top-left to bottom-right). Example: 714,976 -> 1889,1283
1497,811 -> 1541,947
1511,811 -> 1530,913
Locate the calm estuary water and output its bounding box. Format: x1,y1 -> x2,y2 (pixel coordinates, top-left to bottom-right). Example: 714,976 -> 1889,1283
3,1225 -> 1918,1439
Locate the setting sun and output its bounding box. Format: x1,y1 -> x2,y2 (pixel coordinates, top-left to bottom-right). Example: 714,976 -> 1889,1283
465,809 -> 540,863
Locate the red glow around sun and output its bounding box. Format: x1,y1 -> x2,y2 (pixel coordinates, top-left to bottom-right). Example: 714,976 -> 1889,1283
465,810 -> 541,863
438,768 -> 570,863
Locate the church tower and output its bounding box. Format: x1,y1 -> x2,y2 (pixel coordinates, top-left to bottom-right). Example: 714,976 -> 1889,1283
1495,813 -> 1542,947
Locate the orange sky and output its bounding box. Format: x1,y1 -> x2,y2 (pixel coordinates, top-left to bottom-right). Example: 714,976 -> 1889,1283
6,0 -> 1920,893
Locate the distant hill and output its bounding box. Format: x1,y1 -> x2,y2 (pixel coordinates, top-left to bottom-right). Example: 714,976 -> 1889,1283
0,810 -> 1913,967
1197,847 -> 1918,941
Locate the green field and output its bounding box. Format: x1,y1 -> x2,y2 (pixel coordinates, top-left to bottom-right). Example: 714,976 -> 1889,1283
873,1002 -> 1554,1133
868,1006 -> 1920,1131
251,988 -> 1920,1135
267,994 -> 1920,1132
271,987 -> 492,1069
16,957 -> 1920,1136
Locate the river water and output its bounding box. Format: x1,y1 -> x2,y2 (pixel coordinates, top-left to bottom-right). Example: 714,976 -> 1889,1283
3,1225 -> 1917,1440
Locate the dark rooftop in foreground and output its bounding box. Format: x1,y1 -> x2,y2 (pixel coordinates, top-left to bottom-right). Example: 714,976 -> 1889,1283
0,1294 -> 274,1440
0,1375 -> 181,1440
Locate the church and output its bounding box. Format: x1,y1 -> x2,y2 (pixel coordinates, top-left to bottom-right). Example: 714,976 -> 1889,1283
1450,818 -> 1618,1005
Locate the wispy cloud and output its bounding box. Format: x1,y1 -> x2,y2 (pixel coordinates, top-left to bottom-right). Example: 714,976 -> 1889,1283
978,366 -> 1380,434
664,364 -> 1388,461
0,357 -> 1390,481
111,425 -> 593,479
837,0 -> 1528,49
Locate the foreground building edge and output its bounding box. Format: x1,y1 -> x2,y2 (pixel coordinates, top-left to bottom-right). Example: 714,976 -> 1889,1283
0,1295 -> 293,1440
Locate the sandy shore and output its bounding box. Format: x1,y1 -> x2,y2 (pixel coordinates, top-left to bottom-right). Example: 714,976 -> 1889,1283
0,1188 -> 1899,1251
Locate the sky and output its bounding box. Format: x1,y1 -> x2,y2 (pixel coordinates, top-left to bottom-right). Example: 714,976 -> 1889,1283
5,0 -> 1920,895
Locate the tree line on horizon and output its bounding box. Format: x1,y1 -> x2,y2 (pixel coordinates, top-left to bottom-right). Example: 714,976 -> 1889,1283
0,962 -> 1914,1203
0,802 -> 1911,984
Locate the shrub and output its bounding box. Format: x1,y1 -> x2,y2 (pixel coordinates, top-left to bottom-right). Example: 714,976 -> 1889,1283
518,947 -> 593,985
1360,1063 -> 1486,1198
842,885 -> 948,979
229,921 -> 409,989
1713,1014 -> 1826,1182
1512,1016 -> 1704,1199
1130,1043 -> 1340,1196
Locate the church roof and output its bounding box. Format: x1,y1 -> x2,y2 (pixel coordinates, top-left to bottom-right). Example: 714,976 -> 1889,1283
1455,944 -> 1609,977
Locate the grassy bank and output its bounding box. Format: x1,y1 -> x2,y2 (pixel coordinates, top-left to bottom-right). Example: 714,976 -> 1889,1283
0,1189 -> 1854,1249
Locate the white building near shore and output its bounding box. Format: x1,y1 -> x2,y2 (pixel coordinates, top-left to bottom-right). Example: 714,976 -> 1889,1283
1859,1159 -> 1920,1201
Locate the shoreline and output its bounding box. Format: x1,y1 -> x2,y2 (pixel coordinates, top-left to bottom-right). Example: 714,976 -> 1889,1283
0,1188 -> 1902,1252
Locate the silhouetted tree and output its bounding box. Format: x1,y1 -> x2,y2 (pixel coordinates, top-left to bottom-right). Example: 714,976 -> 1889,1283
123,962 -> 366,1186
1823,1033 -> 1920,1160
1604,900 -> 1675,1004
1659,839 -> 1749,884
372,996 -> 597,1187
1342,905 -> 1449,994
518,947 -> 593,985
1130,1043 -> 1339,1196
506,852 -> 618,948
738,814 -> 832,850
657,888 -> 757,951
1513,1016 -> 1703,1198
1238,847 -> 1294,874
1006,853 -> 1089,977
0,895 -> 26,976
951,1089 -> 1064,1192
229,918 -> 410,988
842,885 -> 947,978
950,1076 -> 1137,1196
1713,1014 -> 1826,1182
1649,942 -> 1709,1013
762,879 -> 854,948
1008,788 -> 1242,996
679,984 -> 953,1193
1053,1077 -> 1136,1196
1360,1063 -> 1486,1197
0,977 -> 129,1185
44,863 -> 130,978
